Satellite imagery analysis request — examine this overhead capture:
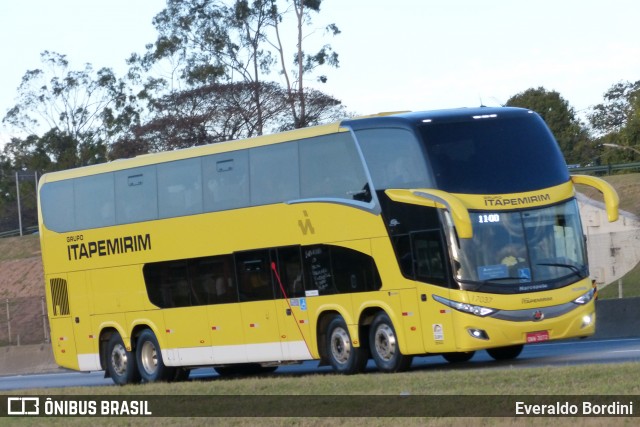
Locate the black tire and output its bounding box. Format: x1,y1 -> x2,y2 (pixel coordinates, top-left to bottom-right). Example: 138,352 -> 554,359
172,367 -> 191,382
105,332 -> 140,385
135,329 -> 176,382
325,316 -> 368,374
442,351 -> 475,363
368,312 -> 412,372
214,364 -> 278,376
487,344 -> 524,361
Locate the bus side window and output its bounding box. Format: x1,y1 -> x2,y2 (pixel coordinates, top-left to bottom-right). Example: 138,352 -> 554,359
412,230 -> 447,286
331,246 -> 381,293
302,245 -> 382,295
275,246 -> 305,298
202,151 -> 250,212
303,245 -> 334,295
157,158 -> 203,219
235,250 -> 275,302
144,261 -> 192,308
189,256 -> 238,305
394,235 -> 414,278
249,142 -> 300,206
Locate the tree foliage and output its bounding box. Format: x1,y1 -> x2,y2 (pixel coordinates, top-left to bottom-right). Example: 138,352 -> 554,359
115,81 -> 345,154
1,51 -> 143,170
131,0 -> 341,136
588,80 -> 640,163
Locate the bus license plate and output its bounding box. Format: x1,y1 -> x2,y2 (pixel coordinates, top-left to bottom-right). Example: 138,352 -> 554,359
526,330 -> 549,343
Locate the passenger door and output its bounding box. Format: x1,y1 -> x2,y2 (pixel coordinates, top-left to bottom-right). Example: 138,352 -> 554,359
411,230 -> 457,353
235,250 -> 284,363
273,247 -> 313,361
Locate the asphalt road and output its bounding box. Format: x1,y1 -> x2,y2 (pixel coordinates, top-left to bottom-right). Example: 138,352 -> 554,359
1,337 -> 639,391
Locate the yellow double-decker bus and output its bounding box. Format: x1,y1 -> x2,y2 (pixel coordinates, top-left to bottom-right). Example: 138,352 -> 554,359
38,107 -> 619,384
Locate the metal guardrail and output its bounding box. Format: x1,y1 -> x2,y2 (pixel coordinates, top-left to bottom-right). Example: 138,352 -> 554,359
0,226 -> 39,238
569,161 -> 640,175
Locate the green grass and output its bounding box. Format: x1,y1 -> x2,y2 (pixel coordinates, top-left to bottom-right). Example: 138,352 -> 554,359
0,234 -> 40,262
2,364 -> 640,426
599,261 -> 640,299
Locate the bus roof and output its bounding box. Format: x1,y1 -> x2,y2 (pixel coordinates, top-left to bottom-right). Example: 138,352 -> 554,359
39,106 -> 533,183
344,106 -> 534,130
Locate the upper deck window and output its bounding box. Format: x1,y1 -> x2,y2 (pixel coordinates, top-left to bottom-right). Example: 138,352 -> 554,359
419,114 -> 569,194
356,128 -> 432,190
40,131 -> 370,233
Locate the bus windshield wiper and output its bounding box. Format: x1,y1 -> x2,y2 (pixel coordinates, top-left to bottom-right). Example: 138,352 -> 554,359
536,263 -> 585,279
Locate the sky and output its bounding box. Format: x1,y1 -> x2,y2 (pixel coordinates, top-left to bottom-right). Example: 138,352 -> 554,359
1,0 -> 639,144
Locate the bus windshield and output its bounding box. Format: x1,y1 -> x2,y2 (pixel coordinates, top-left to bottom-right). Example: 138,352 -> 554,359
450,199 -> 587,292
420,114 -> 570,194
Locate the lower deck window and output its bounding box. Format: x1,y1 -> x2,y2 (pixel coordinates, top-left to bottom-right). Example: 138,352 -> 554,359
143,244 -> 382,308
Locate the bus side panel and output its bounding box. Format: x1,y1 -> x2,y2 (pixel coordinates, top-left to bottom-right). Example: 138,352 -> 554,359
49,317 -> 79,370
275,298 -> 314,360
240,300 -> 284,362
419,287 -> 457,353
397,289 -> 426,355
68,270 -> 100,371
162,306 -> 214,366
90,265 -> 155,315
207,303 -> 248,364
45,273 -> 79,371
369,237 -> 425,355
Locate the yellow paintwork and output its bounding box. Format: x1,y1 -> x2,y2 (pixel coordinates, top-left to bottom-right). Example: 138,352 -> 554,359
571,174 -> 620,222
452,181 -> 576,210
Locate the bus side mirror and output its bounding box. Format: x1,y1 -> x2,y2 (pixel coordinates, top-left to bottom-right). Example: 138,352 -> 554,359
570,175 -> 619,222
385,189 -> 473,239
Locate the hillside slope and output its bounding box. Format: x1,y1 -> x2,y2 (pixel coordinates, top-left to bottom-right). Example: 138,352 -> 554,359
0,234 -> 43,298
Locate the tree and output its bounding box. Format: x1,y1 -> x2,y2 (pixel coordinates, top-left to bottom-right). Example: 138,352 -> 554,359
119,81 -> 345,153
588,80 -> 640,163
1,51 -> 127,167
132,0 -> 341,134
271,0 -> 340,128
506,87 -> 593,165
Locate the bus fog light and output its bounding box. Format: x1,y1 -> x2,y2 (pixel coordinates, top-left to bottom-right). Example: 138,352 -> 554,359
467,328 -> 489,340
581,314 -> 593,328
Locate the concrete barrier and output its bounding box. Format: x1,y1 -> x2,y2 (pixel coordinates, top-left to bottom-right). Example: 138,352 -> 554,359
0,298 -> 638,377
590,296 -> 640,340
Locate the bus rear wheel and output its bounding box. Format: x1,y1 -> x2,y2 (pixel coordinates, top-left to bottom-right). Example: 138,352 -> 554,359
136,329 -> 176,382
487,344 -> 523,361
106,332 -> 140,385
325,316 -> 367,374
369,312 -> 412,372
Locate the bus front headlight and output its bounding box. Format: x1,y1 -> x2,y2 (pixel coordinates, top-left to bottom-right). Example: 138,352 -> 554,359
573,288 -> 595,305
432,295 -> 497,317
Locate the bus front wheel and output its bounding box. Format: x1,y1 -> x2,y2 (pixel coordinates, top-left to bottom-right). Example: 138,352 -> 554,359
487,344 -> 523,361
369,312 -> 412,372
325,316 -> 367,374
135,329 -> 176,382
106,332 -> 140,385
